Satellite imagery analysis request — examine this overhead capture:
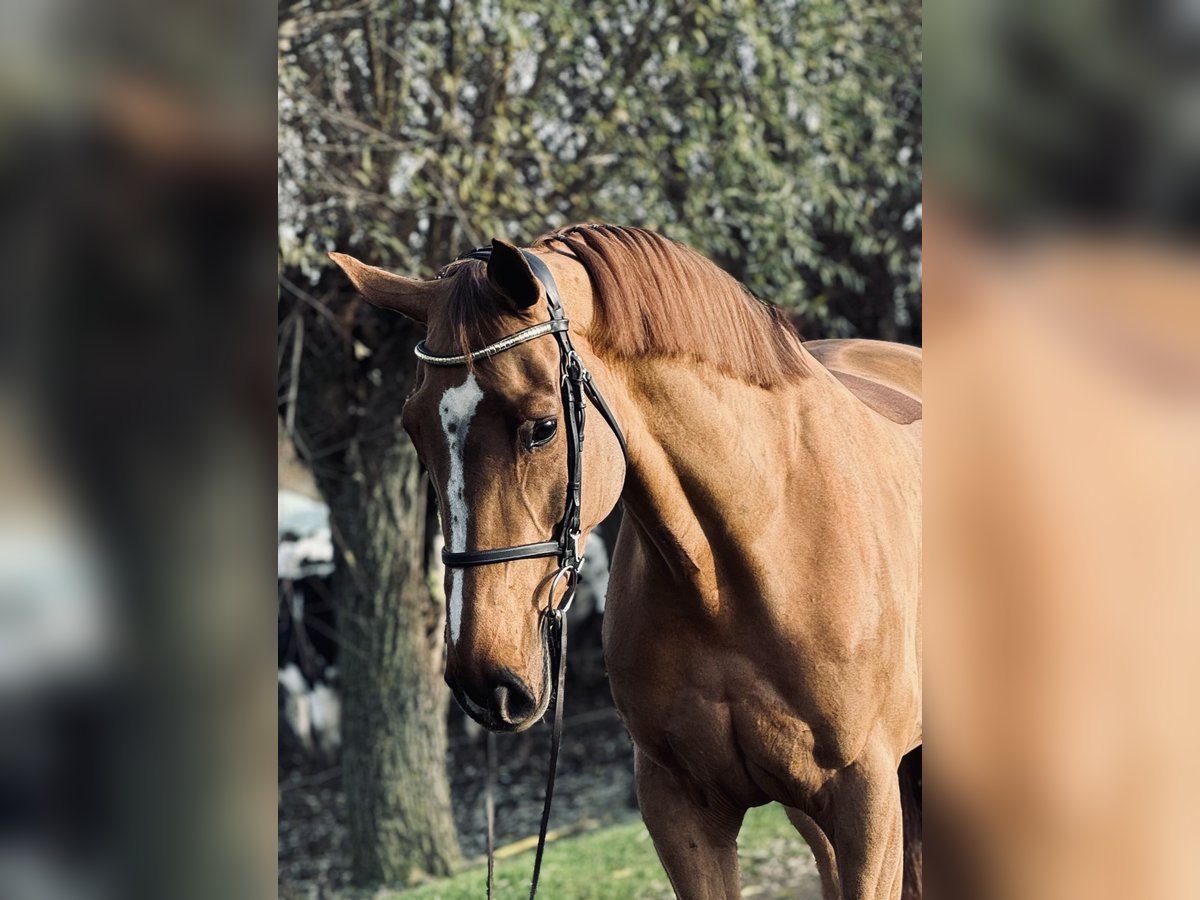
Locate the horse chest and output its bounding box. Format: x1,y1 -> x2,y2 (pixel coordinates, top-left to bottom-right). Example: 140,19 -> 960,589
604,508 -> 915,806
604,607 -> 839,807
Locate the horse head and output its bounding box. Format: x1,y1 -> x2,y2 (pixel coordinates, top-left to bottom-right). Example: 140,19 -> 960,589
331,238 -> 626,732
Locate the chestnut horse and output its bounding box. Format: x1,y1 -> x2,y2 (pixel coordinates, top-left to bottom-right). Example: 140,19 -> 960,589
331,225 -> 922,899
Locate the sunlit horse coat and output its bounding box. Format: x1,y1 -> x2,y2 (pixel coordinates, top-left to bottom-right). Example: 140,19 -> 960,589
332,225 -> 922,899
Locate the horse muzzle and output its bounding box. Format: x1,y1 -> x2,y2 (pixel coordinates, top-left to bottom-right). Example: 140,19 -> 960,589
448,662 -> 549,733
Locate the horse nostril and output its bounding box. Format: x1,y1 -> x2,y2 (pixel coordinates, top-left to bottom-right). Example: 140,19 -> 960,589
490,669 -> 537,725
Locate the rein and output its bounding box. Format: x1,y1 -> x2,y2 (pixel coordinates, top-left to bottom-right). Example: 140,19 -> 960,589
420,247 -> 627,899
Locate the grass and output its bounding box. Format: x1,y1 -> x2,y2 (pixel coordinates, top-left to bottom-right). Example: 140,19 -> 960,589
392,804 -> 819,899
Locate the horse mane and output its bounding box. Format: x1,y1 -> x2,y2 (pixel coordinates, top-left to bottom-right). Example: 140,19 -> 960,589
445,224 -> 809,387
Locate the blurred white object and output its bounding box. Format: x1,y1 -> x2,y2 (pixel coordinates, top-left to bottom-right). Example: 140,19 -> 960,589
277,490 -> 333,578
309,681 -> 341,756
277,533 -> 333,580
0,526 -> 114,694
278,490 -> 328,540
278,663 -> 313,751
278,663 -> 341,758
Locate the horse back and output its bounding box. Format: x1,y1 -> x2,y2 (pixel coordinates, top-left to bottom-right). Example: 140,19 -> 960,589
805,338 -> 922,425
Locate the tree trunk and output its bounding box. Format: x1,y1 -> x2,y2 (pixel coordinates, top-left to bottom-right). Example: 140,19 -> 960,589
291,299 -> 461,887
322,441 -> 460,885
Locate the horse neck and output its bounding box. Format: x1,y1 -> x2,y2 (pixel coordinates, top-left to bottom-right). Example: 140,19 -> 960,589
608,348 -> 872,601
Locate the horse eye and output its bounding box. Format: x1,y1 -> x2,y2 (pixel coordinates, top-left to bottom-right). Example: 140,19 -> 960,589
527,418 -> 557,449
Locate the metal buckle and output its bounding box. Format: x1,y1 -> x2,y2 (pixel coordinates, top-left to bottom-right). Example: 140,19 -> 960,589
547,564 -> 578,613
564,350 -> 585,382
552,543 -> 587,614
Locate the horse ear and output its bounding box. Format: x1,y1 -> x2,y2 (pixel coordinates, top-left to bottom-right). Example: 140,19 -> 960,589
486,238 -> 541,310
328,252 -> 435,323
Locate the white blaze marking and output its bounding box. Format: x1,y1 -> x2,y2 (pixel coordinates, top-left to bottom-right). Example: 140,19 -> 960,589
439,373 -> 484,645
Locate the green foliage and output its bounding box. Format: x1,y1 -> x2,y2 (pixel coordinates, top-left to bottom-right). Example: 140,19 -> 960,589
280,0 -> 921,340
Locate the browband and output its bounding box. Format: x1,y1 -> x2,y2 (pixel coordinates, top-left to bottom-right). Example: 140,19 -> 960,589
415,319 -> 570,366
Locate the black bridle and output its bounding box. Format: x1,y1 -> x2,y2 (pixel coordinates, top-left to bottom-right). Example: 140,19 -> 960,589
421,248 -> 627,579
418,247 -> 626,899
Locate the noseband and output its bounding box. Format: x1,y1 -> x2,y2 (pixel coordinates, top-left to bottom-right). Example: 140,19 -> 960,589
417,246 -> 627,900
418,248 -> 627,598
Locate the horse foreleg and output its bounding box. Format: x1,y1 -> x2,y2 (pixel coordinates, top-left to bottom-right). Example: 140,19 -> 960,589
785,805 -> 841,900
635,748 -> 746,899
826,746 -> 905,900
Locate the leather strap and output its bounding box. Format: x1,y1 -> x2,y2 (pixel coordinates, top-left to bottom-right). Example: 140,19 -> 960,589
441,540 -> 560,567
485,730 -> 497,899
583,372 -> 628,460
528,609 -> 568,899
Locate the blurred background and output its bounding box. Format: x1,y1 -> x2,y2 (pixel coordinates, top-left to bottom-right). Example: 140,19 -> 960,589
921,0 -> 1195,897
924,1 -> 1200,898
0,0 -> 276,898
276,0 -> 919,896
